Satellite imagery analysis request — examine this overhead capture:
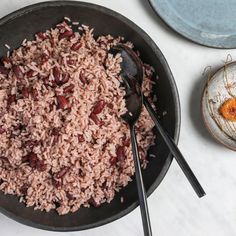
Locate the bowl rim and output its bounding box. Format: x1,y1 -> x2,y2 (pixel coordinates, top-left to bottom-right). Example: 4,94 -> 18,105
0,0 -> 181,231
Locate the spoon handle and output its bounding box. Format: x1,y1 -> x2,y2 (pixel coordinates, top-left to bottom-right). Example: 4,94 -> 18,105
143,96 -> 205,198
130,125 -> 152,236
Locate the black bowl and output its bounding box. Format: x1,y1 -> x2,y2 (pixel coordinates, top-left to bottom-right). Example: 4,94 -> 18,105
0,1 -> 180,231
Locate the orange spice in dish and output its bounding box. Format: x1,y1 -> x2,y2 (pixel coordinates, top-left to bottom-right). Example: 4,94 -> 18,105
219,97 -> 236,121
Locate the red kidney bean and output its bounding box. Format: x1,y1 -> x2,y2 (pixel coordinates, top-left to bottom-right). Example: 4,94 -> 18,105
29,152 -> 38,168
22,87 -> 30,98
0,112 -> 4,119
51,128 -> 60,145
70,32 -> 75,39
79,72 -> 88,84
42,75 -> 50,88
12,65 -> 23,79
52,178 -> 62,188
41,54 -> 48,64
1,56 -> 11,65
89,197 -> 101,208
63,84 -> 74,94
49,103 -> 54,112
107,103 -> 113,109
7,94 -> 16,107
80,187 -> 86,192
52,127 -> 60,136
66,191 -> 74,200
22,155 -> 29,162
0,66 -> 9,76
24,140 -> 37,149
56,95 -> 69,110
50,79 -> 57,88
101,141 -> 107,151
55,166 -> 70,179
23,46 -> 30,54
50,38 -> 55,48
53,68 -> 69,86
53,67 -> 61,84
89,113 -> 100,125
0,126 -> 5,134
52,135 -> 59,145
61,73 -> 70,84
107,39 -> 113,44
109,156 -> 117,165
123,138 -> 130,147
13,123 -> 20,130
116,146 -> 125,162
122,134 -> 130,147
78,169 -> 85,178
31,88 -> 38,100
37,32 -> 48,40
78,134 -> 85,142
71,42 -> 82,51
36,159 -> 47,172
19,184 -> 28,195
59,30 -> 73,40
26,70 -> 34,78
67,58 -> 75,65
92,100 -> 106,114
0,156 -> 9,164
141,153 -> 145,161
43,79 -> 50,90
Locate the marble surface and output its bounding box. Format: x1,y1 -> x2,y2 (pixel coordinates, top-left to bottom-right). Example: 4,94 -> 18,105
0,0 -> 236,235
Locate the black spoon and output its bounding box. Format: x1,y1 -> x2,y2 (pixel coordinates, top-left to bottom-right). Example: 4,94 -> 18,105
111,44 -> 205,198
118,71 -> 152,235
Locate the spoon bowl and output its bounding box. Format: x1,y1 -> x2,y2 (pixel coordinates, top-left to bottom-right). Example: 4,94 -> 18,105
121,75 -> 143,125
112,44 -> 206,198
112,48 -> 153,235
110,45 -> 143,85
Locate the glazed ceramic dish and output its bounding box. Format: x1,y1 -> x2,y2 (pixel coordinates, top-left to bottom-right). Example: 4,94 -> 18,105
0,1 -> 180,231
148,0 -> 236,48
202,62 -> 236,151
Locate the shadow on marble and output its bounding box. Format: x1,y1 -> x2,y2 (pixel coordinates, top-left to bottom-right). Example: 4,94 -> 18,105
189,64 -> 224,147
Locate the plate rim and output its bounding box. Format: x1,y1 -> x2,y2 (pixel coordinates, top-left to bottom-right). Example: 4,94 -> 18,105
148,0 -> 236,49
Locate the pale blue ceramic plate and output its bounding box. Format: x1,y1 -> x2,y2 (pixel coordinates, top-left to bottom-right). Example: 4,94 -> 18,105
148,0 -> 236,48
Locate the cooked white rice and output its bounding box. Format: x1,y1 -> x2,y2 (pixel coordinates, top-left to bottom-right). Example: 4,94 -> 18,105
0,20 -> 155,215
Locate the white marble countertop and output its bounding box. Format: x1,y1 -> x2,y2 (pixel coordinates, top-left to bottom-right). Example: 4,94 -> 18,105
1,0 -> 236,235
